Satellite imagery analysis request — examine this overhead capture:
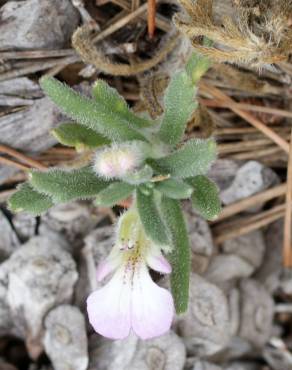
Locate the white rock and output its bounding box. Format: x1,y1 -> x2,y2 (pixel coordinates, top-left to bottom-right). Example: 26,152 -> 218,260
0,78 -> 41,98
12,212 -> 37,241
0,236 -> 78,350
263,340 -> 292,370
89,331 -> 185,370
222,231 -> 265,270
89,333 -> 137,370
0,78 -> 42,106
184,204 -> 215,273
192,360 -> 222,370
85,225 -> 114,264
256,220 -> 283,293
0,166 -> 17,185
129,332 -> 186,370
0,0 -> 79,50
43,305 -> 88,370
227,289 -> 240,336
221,161 -> 278,206
0,97 -> 59,152
279,269 -> 292,295
176,273 -> 232,356
204,255 -> 254,286
0,88 -> 61,184
238,279 -> 274,347
39,202 -> 98,250
224,363 -> 261,370
0,285 -> 13,337
209,159 -> 240,191
219,336 -> 253,362
0,211 -> 20,261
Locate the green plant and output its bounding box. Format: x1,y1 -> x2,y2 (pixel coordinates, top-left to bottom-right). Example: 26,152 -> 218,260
8,53 -> 221,339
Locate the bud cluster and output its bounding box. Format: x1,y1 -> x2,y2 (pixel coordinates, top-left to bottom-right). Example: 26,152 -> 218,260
93,142 -> 146,179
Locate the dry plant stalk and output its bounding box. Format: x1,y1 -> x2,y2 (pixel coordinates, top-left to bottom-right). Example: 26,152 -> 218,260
175,0 -> 292,68
0,144 -> 47,170
214,183 -> 287,222
283,129 -> 292,267
147,0 -> 156,38
202,99 -> 292,119
72,23 -> 179,76
214,204 -> 285,244
200,81 -> 291,153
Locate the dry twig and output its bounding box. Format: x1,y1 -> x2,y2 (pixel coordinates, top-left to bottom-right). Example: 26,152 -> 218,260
0,145 -> 47,170
200,82 -> 290,153
0,157 -> 30,171
283,129 -> 292,267
0,56 -> 80,82
213,204 -> 285,244
0,49 -> 76,60
214,183 -> 287,223
147,0 -> 156,38
201,99 -> 292,120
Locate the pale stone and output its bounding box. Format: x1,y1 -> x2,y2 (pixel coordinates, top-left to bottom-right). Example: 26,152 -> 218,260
222,231 -> 265,270
0,0 -> 79,50
89,331 -> 185,370
0,236 -> 78,349
176,273 -> 232,356
43,305 -> 88,370
221,161 -> 278,206
238,279 -> 274,347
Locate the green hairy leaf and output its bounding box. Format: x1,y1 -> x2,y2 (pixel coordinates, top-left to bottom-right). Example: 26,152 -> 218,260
154,138 -> 216,178
187,175 -> 221,220
92,80 -> 152,128
160,197 -> 190,314
155,178 -> 193,199
185,52 -> 211,84
52,123 -> 110,150
8,183 -> 53,215
158,70 -> 197,146
30,166 -> 109,203
136,188 -> 169,246
95,182 -> 134,207
40,76 -> 146,142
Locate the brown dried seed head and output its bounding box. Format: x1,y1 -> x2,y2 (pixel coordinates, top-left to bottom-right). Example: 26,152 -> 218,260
175,0 -> 292,68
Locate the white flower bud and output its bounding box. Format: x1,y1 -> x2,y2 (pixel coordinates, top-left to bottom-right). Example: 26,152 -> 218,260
93,142 -> 147,179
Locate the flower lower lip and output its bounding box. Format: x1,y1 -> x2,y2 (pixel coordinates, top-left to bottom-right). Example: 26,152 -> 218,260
87,263 -> 174,340
87,208 -> 174,340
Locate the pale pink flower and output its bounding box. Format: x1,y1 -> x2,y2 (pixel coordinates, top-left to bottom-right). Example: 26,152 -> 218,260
87,210 -> 174,340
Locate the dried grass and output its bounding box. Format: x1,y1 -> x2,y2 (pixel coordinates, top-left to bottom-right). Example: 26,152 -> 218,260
175,0 -> 292,68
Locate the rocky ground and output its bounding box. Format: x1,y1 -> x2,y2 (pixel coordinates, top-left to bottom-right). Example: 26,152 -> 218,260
0,1 -> 291,370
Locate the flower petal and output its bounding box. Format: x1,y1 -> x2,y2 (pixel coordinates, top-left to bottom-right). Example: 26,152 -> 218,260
96,259 -> 114,281
87,269 -> 131,339
131,266 -> 174,339
96,245 -> 124,281
146,251 -> 172,274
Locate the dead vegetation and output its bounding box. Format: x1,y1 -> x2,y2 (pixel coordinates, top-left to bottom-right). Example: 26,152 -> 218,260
175,0 -> 292,68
